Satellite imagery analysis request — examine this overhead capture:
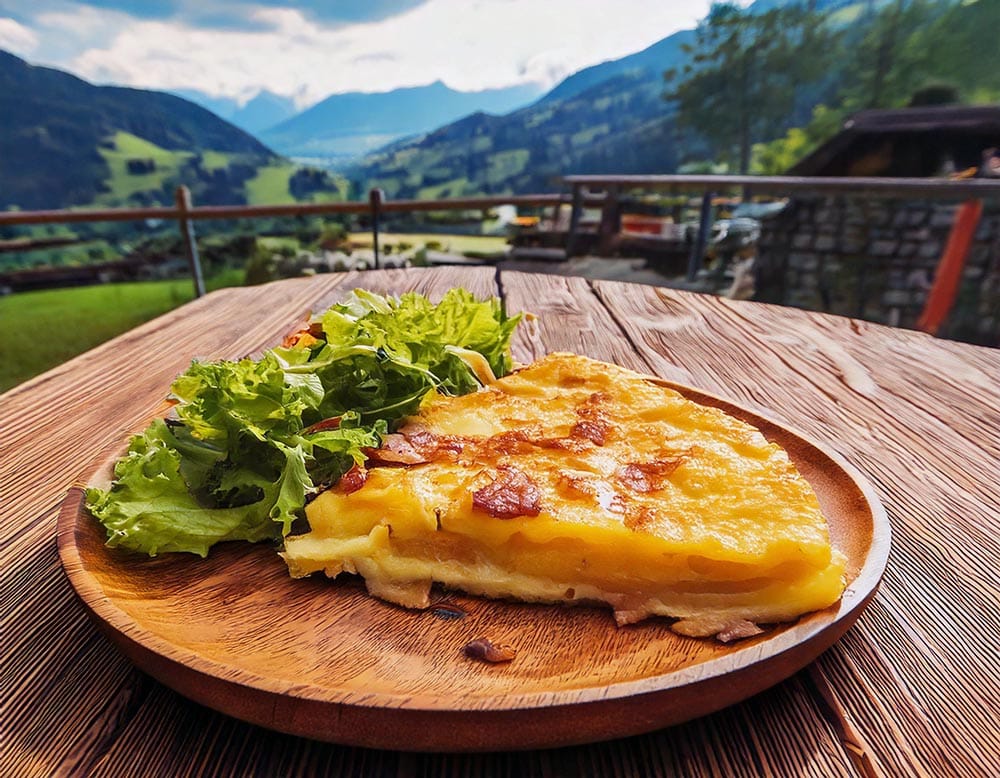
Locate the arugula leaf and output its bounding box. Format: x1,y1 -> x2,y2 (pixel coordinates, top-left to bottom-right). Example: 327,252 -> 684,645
85,288 -> 521,558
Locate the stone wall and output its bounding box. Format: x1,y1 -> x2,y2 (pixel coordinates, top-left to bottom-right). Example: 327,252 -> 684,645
755,197 -> 1000,346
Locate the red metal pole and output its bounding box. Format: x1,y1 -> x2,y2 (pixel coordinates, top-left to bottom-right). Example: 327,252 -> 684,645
916,199 -> 983,336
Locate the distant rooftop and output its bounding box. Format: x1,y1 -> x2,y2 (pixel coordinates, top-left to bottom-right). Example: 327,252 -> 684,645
790,104 -> 1000,177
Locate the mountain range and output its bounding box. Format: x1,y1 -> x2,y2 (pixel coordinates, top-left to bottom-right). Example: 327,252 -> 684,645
3,0 -> 989,215
347,28 -> 699,198
0,27 -> 687,212
347,0 -> 995,197
174,89 -> 298,134
259,81 -> 544,162
177,82 -> 544,162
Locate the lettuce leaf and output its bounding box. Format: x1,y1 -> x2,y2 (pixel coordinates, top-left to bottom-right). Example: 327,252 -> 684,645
86,420 -> 280,557
85,288 -> 520,557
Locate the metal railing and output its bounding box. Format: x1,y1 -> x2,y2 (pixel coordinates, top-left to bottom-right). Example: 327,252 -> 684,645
562,174 -> 1000,281
2,176 -> 998,339
562,173 -> 1000,199
0,186 -> 577,296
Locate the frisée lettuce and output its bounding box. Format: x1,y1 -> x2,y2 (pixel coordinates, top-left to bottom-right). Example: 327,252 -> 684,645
86,288 -> 522,557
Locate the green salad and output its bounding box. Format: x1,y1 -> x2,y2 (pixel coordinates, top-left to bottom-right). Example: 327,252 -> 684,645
86,288 -> 522,558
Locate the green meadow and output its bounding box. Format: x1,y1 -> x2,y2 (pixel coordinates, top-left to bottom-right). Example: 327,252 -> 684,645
95,131 -> 194,205
92,131 -> 347,208
0,272 -> 242,393
0,230 -> 508,393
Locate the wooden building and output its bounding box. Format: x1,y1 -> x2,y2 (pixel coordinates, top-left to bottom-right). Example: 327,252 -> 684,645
789,104 -> 1000,178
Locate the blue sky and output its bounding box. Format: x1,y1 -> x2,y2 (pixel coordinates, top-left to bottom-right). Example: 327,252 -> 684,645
0,0 -> 711,108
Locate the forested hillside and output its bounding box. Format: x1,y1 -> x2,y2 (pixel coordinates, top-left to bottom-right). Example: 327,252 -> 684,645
0,52 -> 343,211
351,0 -> 999,194
347,29 -> 703,199
2,0 -> 994,211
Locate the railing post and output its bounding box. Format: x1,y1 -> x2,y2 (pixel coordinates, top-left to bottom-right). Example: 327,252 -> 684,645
566,184 -> 584,258
174,186 -> 205,298
368,188 -> 384,270
687,191 -> 714,282
597,185 -> 621,256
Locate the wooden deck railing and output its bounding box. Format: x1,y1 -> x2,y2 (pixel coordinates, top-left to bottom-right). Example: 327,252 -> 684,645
562,174 -> 1000,279
0,188 -> 576,296
2,176 -> 998,338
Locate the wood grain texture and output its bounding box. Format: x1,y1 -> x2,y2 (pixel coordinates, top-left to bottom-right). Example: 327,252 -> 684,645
3,268 -> 998,776
590,281 -> 1000,777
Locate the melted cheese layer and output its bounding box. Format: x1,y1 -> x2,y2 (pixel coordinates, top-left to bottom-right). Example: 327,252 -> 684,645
282,353 -> 846,637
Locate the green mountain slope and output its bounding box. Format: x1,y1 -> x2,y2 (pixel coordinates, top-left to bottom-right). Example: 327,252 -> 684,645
538,28 -> 695,105
349,5 -> 824,196
350,67 -> 687,198
351,0 -> 993,197
0,51 -> 342,210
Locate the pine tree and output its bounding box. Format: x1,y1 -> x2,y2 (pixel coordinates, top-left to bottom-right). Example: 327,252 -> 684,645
664,2 -> 834,174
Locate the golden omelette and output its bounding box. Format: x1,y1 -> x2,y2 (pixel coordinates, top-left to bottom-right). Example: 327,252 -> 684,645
282,353 -> 847,638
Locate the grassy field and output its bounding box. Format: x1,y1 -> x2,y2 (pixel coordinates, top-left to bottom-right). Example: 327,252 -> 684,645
93,133 -> 347,208
244,164 -> 348,206
244,162 -> 302,205
199,150 -> 232,172
0,272 -> 241,393
0,231 -> 508,393
95,131 -> 193,205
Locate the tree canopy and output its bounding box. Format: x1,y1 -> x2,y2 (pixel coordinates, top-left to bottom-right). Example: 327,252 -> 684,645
664,1 -> 834,174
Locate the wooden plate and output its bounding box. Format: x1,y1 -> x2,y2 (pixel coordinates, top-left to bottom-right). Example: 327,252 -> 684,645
58,381 -> 890,752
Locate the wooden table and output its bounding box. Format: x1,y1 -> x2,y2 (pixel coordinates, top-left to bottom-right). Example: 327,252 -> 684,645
3,267 -> 998,776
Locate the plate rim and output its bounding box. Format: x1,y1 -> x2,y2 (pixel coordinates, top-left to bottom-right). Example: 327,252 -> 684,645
58,375 -> 890,734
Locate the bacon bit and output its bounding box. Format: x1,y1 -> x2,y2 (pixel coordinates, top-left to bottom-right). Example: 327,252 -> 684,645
365,428 -> 467,466
397,425 -> 438,449
364,433 -> 429,465
623,505 -> 657,533
338,465 -> 368,494
576,392 -> 610,419
535,435 -> 589,452
472,466 -> 541,519
616,459 -> 683,493
482,430 -> 534,456
404,426 -> 467,457
463,638 -> 517,663
555,473 -> 591,497
571,419 -> 610,446
581,391 -> 609,406
282,329 -> 320,349
569,392 -> 613,445
303,416 -> 342,434
556,474 -> 627,515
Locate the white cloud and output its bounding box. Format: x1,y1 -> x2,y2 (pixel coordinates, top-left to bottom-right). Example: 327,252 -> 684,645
39,0 -> 709,108
0,17 -> 38,56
